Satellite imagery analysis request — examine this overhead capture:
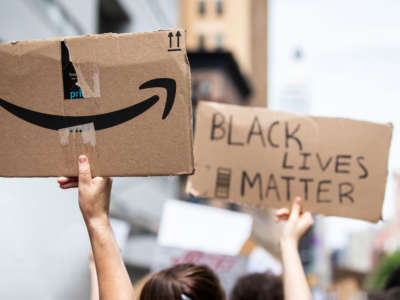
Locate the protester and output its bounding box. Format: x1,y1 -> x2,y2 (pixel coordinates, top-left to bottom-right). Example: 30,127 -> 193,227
58,155 -> 133,300
140,263 -> 225,300
58,155 -> 225,300
274,197 -> 314,300
230,272 -> 283,300
58,156 -> 313,300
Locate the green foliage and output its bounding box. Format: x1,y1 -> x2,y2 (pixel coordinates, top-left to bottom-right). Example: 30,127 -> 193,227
365,251 -> 400,291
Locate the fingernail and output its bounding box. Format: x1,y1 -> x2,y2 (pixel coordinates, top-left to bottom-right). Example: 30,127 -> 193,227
79,155 -> 87,163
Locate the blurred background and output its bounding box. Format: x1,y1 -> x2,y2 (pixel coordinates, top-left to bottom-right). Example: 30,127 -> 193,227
1,0 -> 400,299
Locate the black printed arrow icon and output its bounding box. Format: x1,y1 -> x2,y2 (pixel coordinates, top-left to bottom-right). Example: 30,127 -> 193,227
168,32 -> 173,48
0,78 -> 176,131
176,31 -> 181,48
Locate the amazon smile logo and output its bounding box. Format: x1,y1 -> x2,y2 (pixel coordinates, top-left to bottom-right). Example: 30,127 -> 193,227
0,78 -> 176,131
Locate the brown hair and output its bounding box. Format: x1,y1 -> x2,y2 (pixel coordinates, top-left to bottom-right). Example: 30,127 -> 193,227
140,263 -> 225,300
230,272 -> 283,300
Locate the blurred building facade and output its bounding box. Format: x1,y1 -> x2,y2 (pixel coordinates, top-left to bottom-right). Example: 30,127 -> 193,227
180,0 -> 268,107
189,51 -> 251,105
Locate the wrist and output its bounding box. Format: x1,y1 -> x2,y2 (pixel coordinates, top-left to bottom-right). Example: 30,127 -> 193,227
85,215 -> 110,230
279,236 -> 298,249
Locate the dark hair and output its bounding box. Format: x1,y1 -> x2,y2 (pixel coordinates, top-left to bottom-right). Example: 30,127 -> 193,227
230,272 -> 283,300
385,266 -> 400,290
140,263 -> 225,300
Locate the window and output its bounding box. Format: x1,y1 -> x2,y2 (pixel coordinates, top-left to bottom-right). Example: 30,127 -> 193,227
216,33 -> 223,50
192,80 -> 211,101
216,0 -> 223,15
199,0 -> 206,15
198,81 -> 211,100
199,34 -> 206,50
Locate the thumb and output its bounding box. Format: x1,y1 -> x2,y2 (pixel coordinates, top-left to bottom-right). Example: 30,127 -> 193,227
78,155 -> 92,185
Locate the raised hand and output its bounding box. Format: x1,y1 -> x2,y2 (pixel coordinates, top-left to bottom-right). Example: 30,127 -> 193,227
275,197 -> 313,300
57,155 -> 112,224
274,196 -> 314,246
57,156 -> 134,300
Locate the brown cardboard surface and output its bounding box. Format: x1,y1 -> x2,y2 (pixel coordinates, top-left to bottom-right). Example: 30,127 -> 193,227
187,102 -> 393,222
0,30 -> 193,177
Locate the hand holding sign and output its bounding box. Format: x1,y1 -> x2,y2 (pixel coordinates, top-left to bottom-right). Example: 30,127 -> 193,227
58,155 -> 112,224
274,197 -> 314,247
277,197 -> 313,300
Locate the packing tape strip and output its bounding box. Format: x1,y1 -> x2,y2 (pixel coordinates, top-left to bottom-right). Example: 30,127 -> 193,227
58,122 -> 99,176
58,122 -> 96,146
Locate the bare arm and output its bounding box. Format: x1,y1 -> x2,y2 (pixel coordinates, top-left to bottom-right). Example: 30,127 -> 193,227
58,155 -> 135,300
89,252 -> 100,300
275,197 -> 313,300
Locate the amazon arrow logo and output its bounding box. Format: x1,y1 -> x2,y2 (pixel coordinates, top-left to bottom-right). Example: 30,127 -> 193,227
0,78 -> 176,131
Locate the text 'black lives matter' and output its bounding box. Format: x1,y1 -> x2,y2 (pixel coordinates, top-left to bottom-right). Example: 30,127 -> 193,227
61,41 -> 84,100
168,31 -> 182,52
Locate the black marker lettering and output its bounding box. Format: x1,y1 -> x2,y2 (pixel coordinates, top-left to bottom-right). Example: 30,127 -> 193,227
228,115 -> 244,146
299,152 -> 311,170
247,116 -> 266,146
299,178 -> 313,200
266,173 -> 281,201
282,152 -> 294,169
339,182 -> 354,203
316,154 -> 332,172
281,176 -> 295,201
267,121 -> 280,148
241,171 -> 263,201
357,156 -> 368,179
285,122 -> 303,150
210,112 -> 225,140
335,155 -> 351,174
317,180 -> 332,203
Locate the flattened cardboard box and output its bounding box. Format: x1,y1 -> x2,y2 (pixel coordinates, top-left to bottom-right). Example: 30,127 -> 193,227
187,102 -> 393,222
0,30 -> 194,177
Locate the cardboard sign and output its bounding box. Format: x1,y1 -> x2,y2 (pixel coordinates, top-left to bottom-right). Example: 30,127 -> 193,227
187,102 -> 393,222
0,30 -> 193,177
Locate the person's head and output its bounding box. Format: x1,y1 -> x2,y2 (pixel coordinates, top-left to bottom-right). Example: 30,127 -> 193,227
230,272 -> 283,300
140,263 -> 225,300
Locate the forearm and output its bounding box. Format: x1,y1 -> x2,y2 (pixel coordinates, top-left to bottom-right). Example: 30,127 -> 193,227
280,238 -> 312,300
86,218 -> 135,300
89,259 -> 100,300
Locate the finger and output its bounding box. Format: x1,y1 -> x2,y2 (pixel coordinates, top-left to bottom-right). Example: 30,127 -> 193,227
275,208 -> 290,216
78,155 -> 92,185
274,215 -> 289,223
57,177 -> 78,184
275,208 -> 290,223
59,181 -> 79,189
288,196 -> 302,222
57,177 -> 69,183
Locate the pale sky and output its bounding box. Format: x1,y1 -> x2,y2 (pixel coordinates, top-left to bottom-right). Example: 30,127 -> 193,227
269,0 -> 400,248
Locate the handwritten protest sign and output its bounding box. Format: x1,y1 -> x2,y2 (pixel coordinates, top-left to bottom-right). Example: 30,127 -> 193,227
186,102 -> 393,222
